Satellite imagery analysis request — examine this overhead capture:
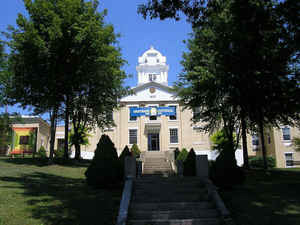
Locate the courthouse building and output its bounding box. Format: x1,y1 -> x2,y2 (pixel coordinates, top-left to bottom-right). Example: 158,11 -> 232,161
85,46 -> 212,156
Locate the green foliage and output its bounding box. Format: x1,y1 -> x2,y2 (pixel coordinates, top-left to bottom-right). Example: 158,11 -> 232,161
54,148 -> 64,159
85,134 -> 121,187
37,146 -> 47,158
183,148 -> 196,176
292,137 -> 300,152
174,147 -> 180,160
7,0 -> 128,160
69,125 -> 90,147
176,148 -> 188,162
119,145 -> 132,178
210,148 -> 245,188
210,130 -> 239,152
130,144 -> 141,158
249,156 -> 276,169
0,113 -> 12,148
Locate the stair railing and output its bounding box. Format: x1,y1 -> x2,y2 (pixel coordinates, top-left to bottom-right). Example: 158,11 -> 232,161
116,156 -> 136,225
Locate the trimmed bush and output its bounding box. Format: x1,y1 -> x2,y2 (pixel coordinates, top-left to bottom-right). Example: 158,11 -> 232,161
176,148 -> 189,162
183,148 -> 196,176
131,144 -> 141,158
119,145 -> 132,177
249,156 -> 276,168
85,134 -> 122,187
174,147 -> 180,160
37,146 -> 47,158
54,148 -> 64,158
210,148 -> 245,188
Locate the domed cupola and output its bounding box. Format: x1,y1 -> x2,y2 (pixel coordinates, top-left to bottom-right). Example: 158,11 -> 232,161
136,46 -> 169,86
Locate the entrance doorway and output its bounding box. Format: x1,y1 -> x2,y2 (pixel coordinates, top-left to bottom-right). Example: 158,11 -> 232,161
148,133 -> 160,151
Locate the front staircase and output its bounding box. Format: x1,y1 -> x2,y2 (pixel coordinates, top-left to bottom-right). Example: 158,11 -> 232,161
126,154 -> 222,225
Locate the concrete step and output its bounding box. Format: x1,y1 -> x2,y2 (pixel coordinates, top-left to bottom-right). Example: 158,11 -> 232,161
132,194 -> 209,203
127,218 -> 221,225
130,201 -> 215,211
129,209 -> 219,220
133,188 -> 207,196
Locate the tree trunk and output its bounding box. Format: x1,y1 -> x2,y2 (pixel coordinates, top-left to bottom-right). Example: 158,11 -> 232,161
258,114 -> 268,171
241,114 -> 249,169
49,107 -> 58,160
64,95 -> 69,159
74,141 -> 81,160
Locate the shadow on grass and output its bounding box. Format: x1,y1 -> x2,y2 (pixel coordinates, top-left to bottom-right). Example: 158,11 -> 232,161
0,172 -> 122,225
1,157 -> 91,168
220,169 -> 300,225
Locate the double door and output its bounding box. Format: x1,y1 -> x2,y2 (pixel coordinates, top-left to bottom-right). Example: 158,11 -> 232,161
148,133 -> 160,151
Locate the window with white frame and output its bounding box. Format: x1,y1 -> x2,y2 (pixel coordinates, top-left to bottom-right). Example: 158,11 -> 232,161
282,127 -> 291,141
169,105 -> 177,120
129,107 -> 137,121
252,134 -> 259,146
149,74 -> 157,82
129,129 -> 137,144
169,128 -> 178,144
285,153 -> 293,167
193,107 -> 200,120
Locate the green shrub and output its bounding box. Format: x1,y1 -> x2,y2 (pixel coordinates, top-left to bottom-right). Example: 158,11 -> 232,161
85,134 -> 122,187
54,148 -> 64,158
176,148 -> 189,162
183,148 -> 196,176
131,144 -> 141,158
249,156 -> 276,168
210,148 -> 245,188
174,147 -> 180,160
119,145 -> 132,177
37,146 -> 47,158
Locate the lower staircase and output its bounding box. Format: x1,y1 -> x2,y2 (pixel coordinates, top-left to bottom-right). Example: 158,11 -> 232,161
127,155 -> 222,225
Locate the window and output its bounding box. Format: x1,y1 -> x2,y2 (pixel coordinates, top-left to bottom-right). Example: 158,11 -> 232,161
252,135 -> 259,146
285,153 -> 293,167
149,74 -> 157,82
267,133 -> 271,144
170,128 -> 178,144
19,136 -> 29,145
57,139 -> 64,150
282,127 -> 291,141
129,107 -> 137,121
106,110 -> 113,122
169,106 -> 177,120
129,129 -> 137,144
193,107 -> 200,119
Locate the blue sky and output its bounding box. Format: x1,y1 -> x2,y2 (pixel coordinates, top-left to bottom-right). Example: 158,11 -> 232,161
0,0 -> 192,116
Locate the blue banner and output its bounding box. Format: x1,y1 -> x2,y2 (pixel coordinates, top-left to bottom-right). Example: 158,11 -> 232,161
130,107 -> 176,117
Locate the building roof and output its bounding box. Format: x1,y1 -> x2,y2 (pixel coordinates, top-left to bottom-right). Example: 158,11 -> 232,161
10,116 -> 50,128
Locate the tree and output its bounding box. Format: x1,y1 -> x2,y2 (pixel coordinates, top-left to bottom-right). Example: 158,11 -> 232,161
69,124 -> 91,155
7,0 -> 127,160
139,0 -> 300,170
292,137 -> 300,152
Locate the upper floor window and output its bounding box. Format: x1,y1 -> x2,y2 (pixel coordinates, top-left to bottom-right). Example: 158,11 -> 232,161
252,134 -> 259,146
169,106 -> 177,120
149,74 -> 157,82
282,127 -> 291,141
193,107 -> 200,120
129,107 -> 137,121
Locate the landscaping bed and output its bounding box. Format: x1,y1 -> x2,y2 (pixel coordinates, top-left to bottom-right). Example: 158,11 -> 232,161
0,157 -> 122,225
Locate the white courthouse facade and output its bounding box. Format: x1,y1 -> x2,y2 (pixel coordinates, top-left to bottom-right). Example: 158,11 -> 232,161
84,46 -> 211,156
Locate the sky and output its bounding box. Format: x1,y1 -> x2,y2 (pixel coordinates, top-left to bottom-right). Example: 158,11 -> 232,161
0,0 -> 192,117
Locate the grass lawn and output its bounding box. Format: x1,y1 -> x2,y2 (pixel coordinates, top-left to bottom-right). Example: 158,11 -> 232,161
0,157 -> 122,225
220,168 -> 300,225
